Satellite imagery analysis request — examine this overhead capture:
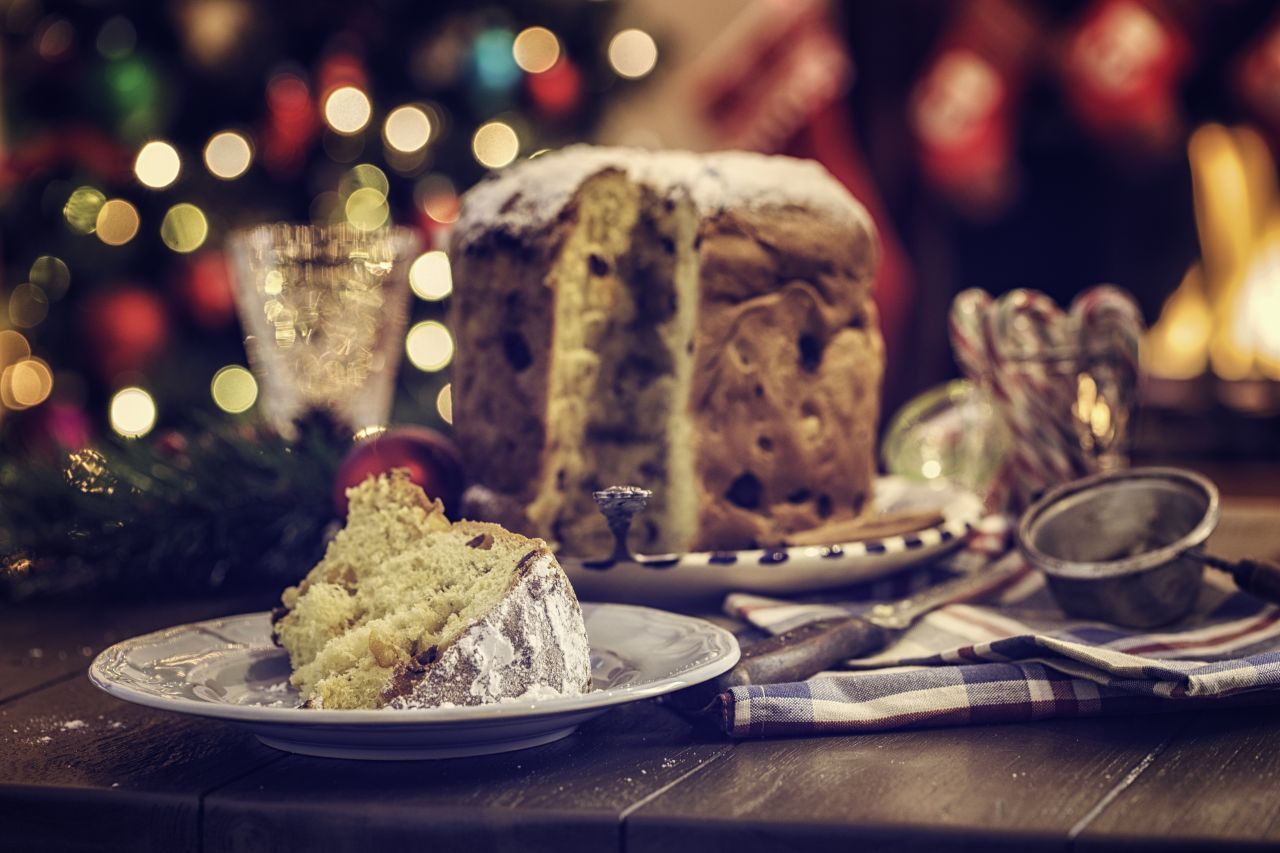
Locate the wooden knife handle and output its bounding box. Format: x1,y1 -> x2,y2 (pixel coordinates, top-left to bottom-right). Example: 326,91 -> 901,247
715,617 -> 890,691
1231,558 -> 1280,606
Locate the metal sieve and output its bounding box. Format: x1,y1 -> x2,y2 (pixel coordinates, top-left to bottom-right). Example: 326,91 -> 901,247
1017,467 -> 1280,628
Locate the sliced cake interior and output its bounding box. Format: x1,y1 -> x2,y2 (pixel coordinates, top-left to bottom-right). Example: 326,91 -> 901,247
273,469 -> 592,710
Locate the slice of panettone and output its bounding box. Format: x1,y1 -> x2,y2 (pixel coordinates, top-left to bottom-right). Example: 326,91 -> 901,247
272,469 -> 592,709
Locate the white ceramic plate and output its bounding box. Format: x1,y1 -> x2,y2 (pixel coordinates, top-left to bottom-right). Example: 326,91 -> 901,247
561,476 -> 982,604
88,603 -> 739,761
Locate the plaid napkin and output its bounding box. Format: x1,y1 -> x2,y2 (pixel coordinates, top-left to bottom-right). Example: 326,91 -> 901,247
719,517 -> 1280,737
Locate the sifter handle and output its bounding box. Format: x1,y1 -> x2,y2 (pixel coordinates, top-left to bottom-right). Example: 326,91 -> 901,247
1229,558 -> 1280,606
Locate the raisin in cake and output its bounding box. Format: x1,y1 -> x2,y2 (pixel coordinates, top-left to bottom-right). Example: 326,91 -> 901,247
272,469 -> 592,710
451,146 -> 883,555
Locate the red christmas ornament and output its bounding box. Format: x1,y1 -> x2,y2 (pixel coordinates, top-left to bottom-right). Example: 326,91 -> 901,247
333,426 -> 464,518
80,285 -> 169,378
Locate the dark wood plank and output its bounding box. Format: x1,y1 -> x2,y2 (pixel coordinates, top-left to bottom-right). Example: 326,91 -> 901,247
0,594 -> 276,704
626,714 -> 1191,853
1075,706 -> 1280,850
0,659 -> 283,853
202,700 -> 731,853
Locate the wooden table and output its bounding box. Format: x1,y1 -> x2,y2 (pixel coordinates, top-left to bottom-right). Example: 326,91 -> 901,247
3,496 -> 1279,852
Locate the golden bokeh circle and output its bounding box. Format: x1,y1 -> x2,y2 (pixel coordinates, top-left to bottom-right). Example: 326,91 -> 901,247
204,131 -> 253,179
109,387 -> 157,437
383,105 -> 432,153
160,203 -> 209,253
513,27 -> 561,74
471,121 -> 519,169
135,140 -> 182,189
324,86 -> 372,135
405,321 -> 454,371
608,29 -> 658,79
96,199 -> 141,246
210,365 -> 258,414
409,251 -> 453,301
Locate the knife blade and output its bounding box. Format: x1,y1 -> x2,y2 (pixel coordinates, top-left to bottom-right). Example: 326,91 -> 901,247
669,557 -> 1030,713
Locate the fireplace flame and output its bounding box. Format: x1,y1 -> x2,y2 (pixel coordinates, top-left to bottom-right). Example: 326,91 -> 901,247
1145,124 -> 1280,384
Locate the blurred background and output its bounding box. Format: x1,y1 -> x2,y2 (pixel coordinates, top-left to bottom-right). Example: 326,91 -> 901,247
2,0 -> 1279,463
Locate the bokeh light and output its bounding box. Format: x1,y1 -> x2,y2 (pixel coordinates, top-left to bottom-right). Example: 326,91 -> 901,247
0,331 -> 31,367
472,121 -> 519,168
340,163 -> 389,197
134,141 -> 181,189
4,358 -> 53,409
473,27 -> 520,90
405,321 -> 454,371
513,27 -> 561,74
36,16 -> 74,61
95,199 -> 140,246
383,105 -> 432,153
160,203 -> 209,252
64,186 -> 106,234
96,15 -> 136,59
416,174 -> 460,224
109,387 -> 157,437
345,187 -> 390,231
29,256 -> 70,300
210,365 -> 258,413
608,29 -> 658,79
409,251 -> 453,300
324,86 -> 372,135
9,283 -> 49,328
204,131 -> 253,179
436,382 -> 453,424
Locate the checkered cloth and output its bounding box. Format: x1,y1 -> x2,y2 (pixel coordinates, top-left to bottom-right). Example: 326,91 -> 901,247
719,517 -> 1280,737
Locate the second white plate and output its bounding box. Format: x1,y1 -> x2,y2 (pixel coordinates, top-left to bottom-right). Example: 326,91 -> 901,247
561,476 -> 981,604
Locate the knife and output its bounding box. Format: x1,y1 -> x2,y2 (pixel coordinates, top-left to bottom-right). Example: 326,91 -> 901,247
668,556 -> 1029,713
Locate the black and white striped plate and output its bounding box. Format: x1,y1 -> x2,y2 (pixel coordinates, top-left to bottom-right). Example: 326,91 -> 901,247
561,476 -> 982,605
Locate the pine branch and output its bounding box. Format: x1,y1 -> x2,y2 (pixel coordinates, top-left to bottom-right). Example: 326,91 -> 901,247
0,412 -> 349,600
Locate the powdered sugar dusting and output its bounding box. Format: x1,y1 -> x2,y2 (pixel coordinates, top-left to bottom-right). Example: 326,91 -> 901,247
454,145 -> 872,245
387,550 -> 592,709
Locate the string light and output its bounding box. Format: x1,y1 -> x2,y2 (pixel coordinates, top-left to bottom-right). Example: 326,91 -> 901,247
160,203 -> 208,252
405,321 -> 454,371
513,27 -> 560,74
608,29 -> 658,79
64,187 -> 106,234
29,256 -> 70,300
436,382 -> 453,424
109,387 -> 157,437
409,251 -> 452,301
9,284 -> 49,328
210,365 -> 258,413
95,199 -> 140,246
134,141 -> 182,189
472,121 -> 519,168
344,187 -> 389,231
204,131 -> 253,179
324,86 -> 372,135
383,105 -> 432,153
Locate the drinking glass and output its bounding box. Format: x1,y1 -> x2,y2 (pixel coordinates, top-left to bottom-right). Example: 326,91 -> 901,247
228,223 -> 419,437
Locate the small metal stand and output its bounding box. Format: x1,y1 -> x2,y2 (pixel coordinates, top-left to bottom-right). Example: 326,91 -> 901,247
588,486 -> 652,567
